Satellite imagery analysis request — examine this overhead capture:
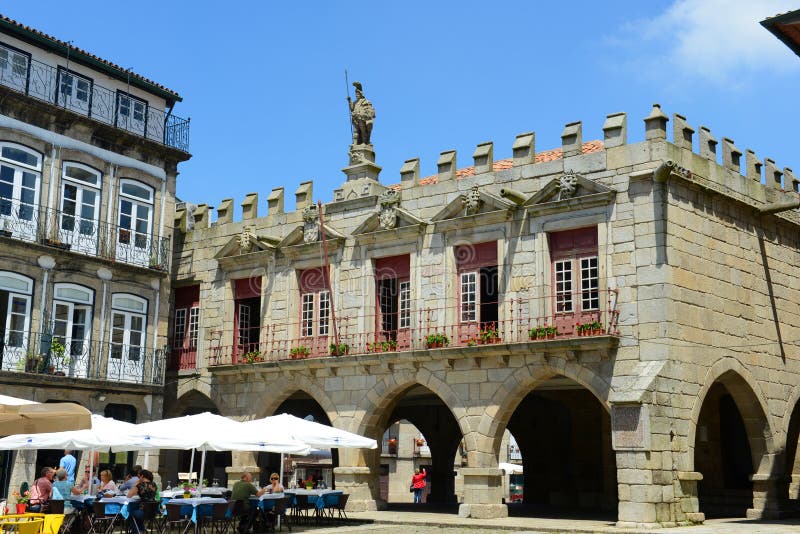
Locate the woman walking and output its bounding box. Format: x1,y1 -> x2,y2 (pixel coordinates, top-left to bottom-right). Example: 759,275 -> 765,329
411,467 -> 426,504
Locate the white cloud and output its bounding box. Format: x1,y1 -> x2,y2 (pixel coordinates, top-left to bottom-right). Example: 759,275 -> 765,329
622,0 -> 799,84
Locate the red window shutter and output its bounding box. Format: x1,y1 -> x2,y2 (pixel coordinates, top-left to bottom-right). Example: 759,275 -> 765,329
234,277 -> 262,299
374,254 -> 410,280
299,268 -> 327,293
549,227 -> 598,259
455,241 -> 498,271
174,285 -> 200,308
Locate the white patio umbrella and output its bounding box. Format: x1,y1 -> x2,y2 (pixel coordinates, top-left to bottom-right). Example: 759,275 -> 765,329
115,412 -> 311,488
242,413 -> 377,487
499,462 -> 523,474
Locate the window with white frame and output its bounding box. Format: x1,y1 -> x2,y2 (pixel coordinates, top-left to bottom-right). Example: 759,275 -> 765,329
60,162 -> 101,251
188,307 -> 199,349
548,227 -> 600,332
117,179 -> 153,263
0,272 -> 33,370
0,142 -> 41,240
580,256 -> 600,310
116,92 -> 147,136
455,242 -> 499,327
298,268 -> 330,341
301,293 -> 314,337
0,44 -> 30,92
554,259 -> 573,313
399,281 -> 411,329
318,291 -> 330,336
375,255 -> 411,343
57,68 -> 91,115
109,293 -> 147,364
460,272 -> 477,322
173,308 -> 187,349
52,283 -> 93,373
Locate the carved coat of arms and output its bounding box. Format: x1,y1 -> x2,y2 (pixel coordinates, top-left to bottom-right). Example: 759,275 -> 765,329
462,186 -> 482,215
557,171 -> 580,200
302,205 -> 320,243
378,189 -> 401,230
239,225 -> 256,254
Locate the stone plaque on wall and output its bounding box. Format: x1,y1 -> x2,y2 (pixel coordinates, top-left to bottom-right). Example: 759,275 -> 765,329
611,404 -> 650,450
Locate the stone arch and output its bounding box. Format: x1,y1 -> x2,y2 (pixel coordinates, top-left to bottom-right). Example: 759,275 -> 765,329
255,374 -> 339,426
688,357 -> 777,474
355,366 -> 471,440
171,389 -> 218,417
476,357 -> 612,461
780,382 -> 800,498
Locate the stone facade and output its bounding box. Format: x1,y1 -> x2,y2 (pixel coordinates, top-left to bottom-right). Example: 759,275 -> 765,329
0,17 -> 189,493
168,102 -> 800,528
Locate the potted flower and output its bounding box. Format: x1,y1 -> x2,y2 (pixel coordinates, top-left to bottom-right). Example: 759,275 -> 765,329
479,326 -> 500,344
290,346 -> 309,359
575,323 -> 586,336
415,438 -> 425,447
383,339 -> 397,352
368,342 -> 382,353
590,321 -> 604,335
182,483 -> 194,498
304,477 -> 314,490
242,350 -> 261,364
387,437 -> 398,455
11,489 -> 30,514
329,342 -> 349,356
24,352 -> 42,373
467,338 -> 478,347
545,325 -> 557,339
425,333 -> 449,349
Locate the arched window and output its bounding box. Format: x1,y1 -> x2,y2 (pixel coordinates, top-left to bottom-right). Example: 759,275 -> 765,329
60,162 -> 102,254
116,179 -> 154,267
108,293 -> 147,383
0,271 -> 33,371
52,283 -> 94,378
0,142 -> 42,241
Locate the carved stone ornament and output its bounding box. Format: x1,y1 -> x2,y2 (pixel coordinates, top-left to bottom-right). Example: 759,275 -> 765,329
349,147 -> 367,165
302,204 -> 320,244
557,171 -> 580,200
239,225 -> 256,254
462,186 -> 482,215
378,189 -> 401,230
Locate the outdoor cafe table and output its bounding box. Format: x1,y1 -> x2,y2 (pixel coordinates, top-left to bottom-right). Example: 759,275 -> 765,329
164,497 -> 228,525
98,496 -> 139,522
161,488 -> 226,499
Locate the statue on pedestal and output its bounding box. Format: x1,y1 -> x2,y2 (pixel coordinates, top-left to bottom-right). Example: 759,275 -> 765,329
347,81 -> 375,146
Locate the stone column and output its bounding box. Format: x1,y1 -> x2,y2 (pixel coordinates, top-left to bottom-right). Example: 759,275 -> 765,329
676,471 -> 705,525
224,451 -> 260,490
334,447 -> 380,511
747,474 -> 790,519
458,467 -> 507,518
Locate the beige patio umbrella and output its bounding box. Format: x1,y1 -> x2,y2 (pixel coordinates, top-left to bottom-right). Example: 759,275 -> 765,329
0,397 -> 91,435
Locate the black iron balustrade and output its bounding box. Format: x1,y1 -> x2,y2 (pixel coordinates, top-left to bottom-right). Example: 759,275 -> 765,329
0,334 -> 165,385
0,45 -> 190,152
0,197 -> 170,271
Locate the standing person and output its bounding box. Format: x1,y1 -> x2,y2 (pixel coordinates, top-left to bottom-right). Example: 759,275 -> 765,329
230,472 -> 266,534
411,467 -> 427,504
347,81 -> 375,145
60,449 -> 77,482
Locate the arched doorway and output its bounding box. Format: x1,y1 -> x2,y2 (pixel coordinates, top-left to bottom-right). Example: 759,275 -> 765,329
502,375 -> 616,518
694,379 -> 766,518
373,384 -> 462,508
260,391 -> 337,488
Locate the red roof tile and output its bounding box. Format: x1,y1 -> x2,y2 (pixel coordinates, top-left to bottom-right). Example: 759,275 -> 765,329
0,14 -> 182,101
399,140 -> 603,188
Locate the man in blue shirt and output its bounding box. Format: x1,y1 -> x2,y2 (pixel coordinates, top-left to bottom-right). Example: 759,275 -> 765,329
59,449 -> 76,482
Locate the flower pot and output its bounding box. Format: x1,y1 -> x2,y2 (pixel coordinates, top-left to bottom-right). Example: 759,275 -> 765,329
546,333 -> 556,339
592,328 -> 603,336
16,503 -> 27,514
183,491 -> 191,498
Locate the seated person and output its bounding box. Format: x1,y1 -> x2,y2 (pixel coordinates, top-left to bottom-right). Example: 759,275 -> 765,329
51,468 -> 75,514
127,469 -> 157,534
119,465 -> 142,492
266,473 -> 284,494
97,470 -> 118,496
76,466 -> 100,492
29,467 -> 54,512
230,472 -> 266,534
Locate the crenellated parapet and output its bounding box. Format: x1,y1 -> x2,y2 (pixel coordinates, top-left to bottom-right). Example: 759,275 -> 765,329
172,103 -> 800,239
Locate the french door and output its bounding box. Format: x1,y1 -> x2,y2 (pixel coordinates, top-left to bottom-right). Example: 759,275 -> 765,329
52,301 -> 91,377
60,181 -> 99,254
116,93 -> 146,136
108,311 -> 145,382
57,70 -> 91,116
0,45 -> 28,93
116,197 -> 152,266
1,293 -> 30,371
0,163 -> 39,241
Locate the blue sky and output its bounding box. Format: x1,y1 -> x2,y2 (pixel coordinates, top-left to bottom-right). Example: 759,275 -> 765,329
4,1 -> 799,216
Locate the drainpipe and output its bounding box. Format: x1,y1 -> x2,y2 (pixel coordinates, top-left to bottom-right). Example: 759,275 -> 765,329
499,188 -> 527,205
45,146 -> 58,239
150,278 -> 161,383
754,199 -> 800,216
96,268 -> 112,378
106,166 -> 116,258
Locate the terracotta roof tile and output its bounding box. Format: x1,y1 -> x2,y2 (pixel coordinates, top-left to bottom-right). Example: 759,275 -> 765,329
397,140 -> 603,188
0,14 -> 181,100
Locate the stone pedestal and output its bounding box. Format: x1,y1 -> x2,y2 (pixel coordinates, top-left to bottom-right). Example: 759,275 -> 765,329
676,471 -> 705,525
333,466 -> 378,511
747,474 -> 790,519
335,144 -> 384,202
224,465 -> 260,490
457,468 -> 507,519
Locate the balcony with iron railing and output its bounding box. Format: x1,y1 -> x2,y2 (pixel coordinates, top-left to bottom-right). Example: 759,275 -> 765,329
0,332 -> 165,386
203,289 -> 620,369
0,197 -> 170,271
0,46 -> 189,152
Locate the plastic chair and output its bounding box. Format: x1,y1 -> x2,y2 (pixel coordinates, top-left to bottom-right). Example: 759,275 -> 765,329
140,501 -> 163,534
163,503 -> 191,534
264,498 -> 290,533
331,494 -> 348,523
9,519 -> 44,534
41,515 -> 63,534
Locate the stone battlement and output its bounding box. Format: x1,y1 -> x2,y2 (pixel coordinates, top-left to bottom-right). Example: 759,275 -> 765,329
174,103 -> 800,232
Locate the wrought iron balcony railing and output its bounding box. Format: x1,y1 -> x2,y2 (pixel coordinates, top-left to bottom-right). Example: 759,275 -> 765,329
207,289 -> 620,367
0,44 -> 189,152
0,334 -> 166,386
0,197 -> 170,271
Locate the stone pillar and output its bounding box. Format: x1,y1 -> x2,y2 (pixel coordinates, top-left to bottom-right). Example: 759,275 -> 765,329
437,150 -> 456,182
216,199 -> 233,224
472,142 -> 493,175
643,104 -> 668,141
8,450 -> 37,498
747,474 -> 790,519
457,467 -> 507,519
333,466 -> 379,511
224,451 -> 260,490
400,158 -> 420,187
602,112 -> 627,148
512,132 -> 535,167
676,471 -> 705,525
561,121 -> 582,157
241,193 -> 258,220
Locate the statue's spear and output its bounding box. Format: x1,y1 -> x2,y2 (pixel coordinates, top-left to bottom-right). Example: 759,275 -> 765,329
344,69 -> 353,139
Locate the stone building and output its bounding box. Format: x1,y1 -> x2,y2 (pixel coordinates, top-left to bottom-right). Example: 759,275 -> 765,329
168,82 -> 800,527
0,15 -> 190,491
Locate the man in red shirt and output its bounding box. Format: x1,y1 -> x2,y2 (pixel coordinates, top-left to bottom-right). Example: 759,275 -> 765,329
29,467 -> 54,512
